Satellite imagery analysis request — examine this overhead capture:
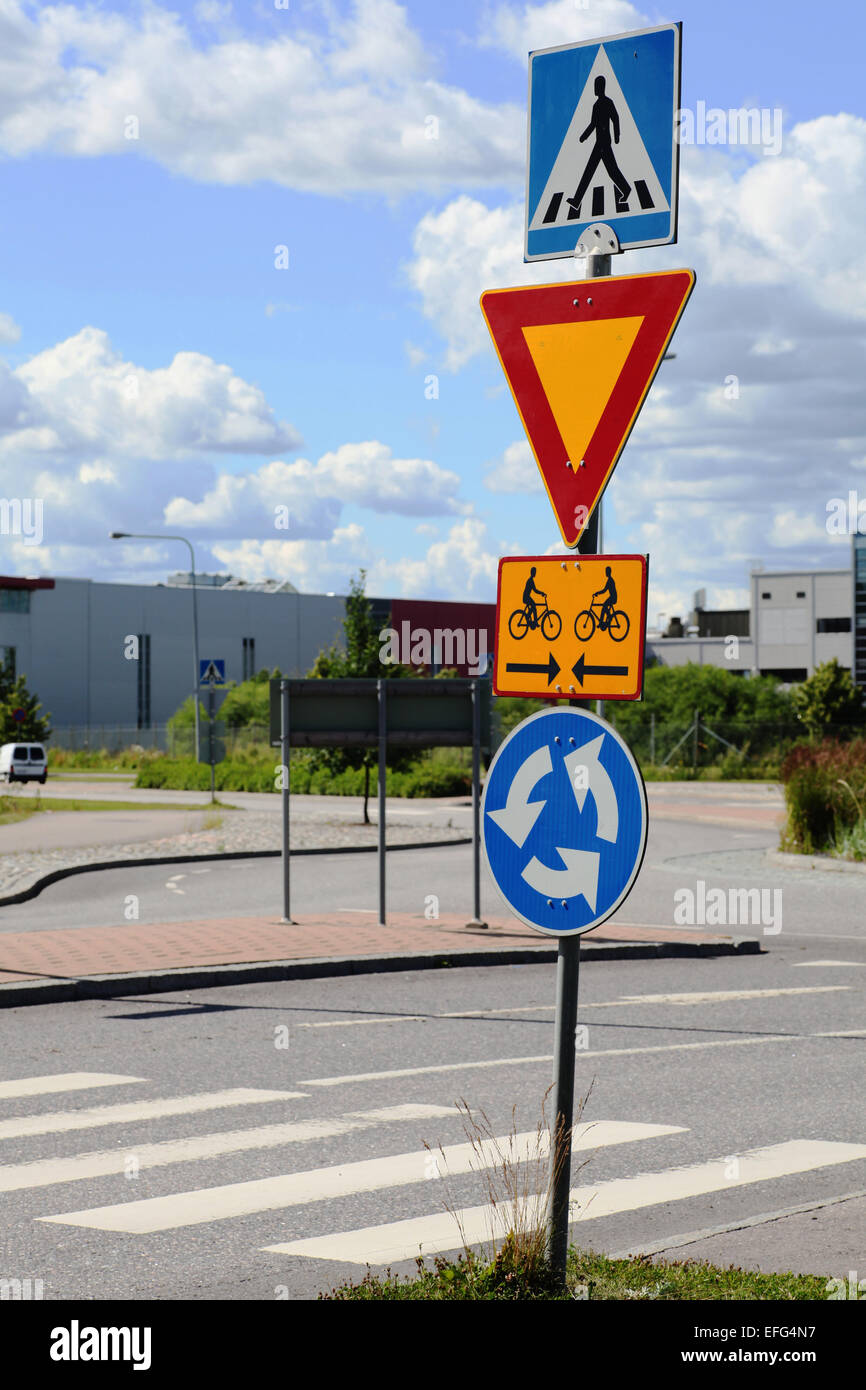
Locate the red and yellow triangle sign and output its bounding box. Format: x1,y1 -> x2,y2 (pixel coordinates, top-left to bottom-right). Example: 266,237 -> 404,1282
480,269 -> 695,547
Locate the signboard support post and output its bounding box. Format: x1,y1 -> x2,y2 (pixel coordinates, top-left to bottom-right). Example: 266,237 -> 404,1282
467,679 -> 487,927
586,244 -> 609,722
280,680 -> 293,925
548,934 -> 581,1283
377,679 -> 387,926
548,239 -> 614,1280
208,684 -> 216,804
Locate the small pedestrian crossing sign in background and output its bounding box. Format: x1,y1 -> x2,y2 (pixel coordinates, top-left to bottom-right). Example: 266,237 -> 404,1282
526,23 -> 681,261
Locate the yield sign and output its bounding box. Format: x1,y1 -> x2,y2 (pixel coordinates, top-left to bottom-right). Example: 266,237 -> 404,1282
480,268 -> 695,548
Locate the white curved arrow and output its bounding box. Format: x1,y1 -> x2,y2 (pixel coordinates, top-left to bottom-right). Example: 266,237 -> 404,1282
487,744 -> 551,848
522,848 -> 600,912
564,735 -> 618,843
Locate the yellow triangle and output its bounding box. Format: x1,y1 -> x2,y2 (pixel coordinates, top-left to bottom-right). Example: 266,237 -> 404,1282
522,316 -> 644,468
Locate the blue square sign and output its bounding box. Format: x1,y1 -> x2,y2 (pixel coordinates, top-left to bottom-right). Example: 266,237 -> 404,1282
525,23 -> 681,261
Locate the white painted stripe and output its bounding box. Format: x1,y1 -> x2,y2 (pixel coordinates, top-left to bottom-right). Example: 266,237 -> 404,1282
299,1036 -> 783,1086
295,986 -> 848,1030
299,1024 -> 865,1088
0,1074 -> 145,1101
38,1120 -> 684,1234
265,1140 -> 866,1265
0,1089 -> 302,1142
791,960 -> 865,969
596,987 -> 849,1007
0,1104 -> 454,1194
301,1057 -> 556,1085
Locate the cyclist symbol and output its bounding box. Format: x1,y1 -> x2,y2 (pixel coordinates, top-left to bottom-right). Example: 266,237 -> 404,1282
509,567 -> 562,641
574,566 -> 630,643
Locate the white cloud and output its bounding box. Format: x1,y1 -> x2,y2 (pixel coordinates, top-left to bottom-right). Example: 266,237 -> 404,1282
164,443 -> 467,536
0,0 -> 523,195
0,312 -> 21,343
484,0 -> 649,61
367,517 -> 502,599
484,439 -> 541,493
0,327 -> 300,460
211,517 -> 503,601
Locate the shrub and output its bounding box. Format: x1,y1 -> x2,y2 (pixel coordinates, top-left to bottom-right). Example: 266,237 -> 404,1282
780,738 -> 866,853
134,752 -> 473,797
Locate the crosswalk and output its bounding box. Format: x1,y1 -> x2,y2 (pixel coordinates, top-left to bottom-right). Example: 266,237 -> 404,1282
3,1071 -> 865,1279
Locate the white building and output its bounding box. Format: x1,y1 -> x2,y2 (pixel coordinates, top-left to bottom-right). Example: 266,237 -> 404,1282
647,564 -> 854,682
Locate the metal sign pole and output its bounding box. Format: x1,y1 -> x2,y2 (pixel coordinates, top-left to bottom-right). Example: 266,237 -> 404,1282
547,243 -> 615,1285
547,934 -> 581,1278
208,683 -> 216,804
377,679 -> 387,926
280,680 -> 293,924
467,679 -> 487,927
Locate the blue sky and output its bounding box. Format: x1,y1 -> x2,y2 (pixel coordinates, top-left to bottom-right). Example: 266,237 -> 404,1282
1,0 -> 865,624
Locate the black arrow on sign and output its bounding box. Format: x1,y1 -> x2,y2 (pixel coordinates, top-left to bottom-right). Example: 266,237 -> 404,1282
572,653 -> 629,686
506,652 -> 560,685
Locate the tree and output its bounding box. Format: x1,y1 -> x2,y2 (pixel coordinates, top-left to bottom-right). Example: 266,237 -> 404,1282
0,663 -> 51,743
308,570 -> 415,823
790,659 -> 865,738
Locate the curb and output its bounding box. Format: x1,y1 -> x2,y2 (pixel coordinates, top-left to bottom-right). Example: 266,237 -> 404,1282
0,837 -> 473,907
0,936 -> 763,1009
765,849 -> 866,876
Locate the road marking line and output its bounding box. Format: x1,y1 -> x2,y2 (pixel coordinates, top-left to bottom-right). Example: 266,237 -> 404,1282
264,1140 -> 866,1265
0,1104 -> 454,1194
610,1186 -> 866,1260
294,987 -> 850,1032
0,1074 -> 145,1102
791,960 -> 865,969
0,1089 -> 303,1142
587,987 -> 850,1007
300,1026 -> 866,1088
38,1121 -> 685,1234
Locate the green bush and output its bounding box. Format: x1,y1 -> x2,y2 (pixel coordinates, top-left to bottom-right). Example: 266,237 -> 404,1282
135,752 -> 472,797
780,738 -> 866,853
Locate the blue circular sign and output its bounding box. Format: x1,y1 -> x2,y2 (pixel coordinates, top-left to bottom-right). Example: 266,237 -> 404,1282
482,707 -> 647,937
12,708 -> 25,722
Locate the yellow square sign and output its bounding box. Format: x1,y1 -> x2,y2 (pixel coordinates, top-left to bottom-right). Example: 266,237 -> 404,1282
494,555 -> 648,701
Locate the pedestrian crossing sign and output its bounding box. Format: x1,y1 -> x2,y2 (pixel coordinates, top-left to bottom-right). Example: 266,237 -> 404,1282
526,23 -> 681,261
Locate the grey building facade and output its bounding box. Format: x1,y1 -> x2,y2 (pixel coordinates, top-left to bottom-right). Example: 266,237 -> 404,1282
0,576 -> 345,728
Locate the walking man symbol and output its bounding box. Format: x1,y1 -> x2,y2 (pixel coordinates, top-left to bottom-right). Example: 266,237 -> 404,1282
566,76 -> 631,217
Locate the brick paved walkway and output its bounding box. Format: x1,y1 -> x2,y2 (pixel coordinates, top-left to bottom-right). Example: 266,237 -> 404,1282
0,913 -> 747,986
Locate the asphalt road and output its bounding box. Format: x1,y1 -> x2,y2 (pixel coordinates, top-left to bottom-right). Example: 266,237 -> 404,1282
0,950 -> 863,1301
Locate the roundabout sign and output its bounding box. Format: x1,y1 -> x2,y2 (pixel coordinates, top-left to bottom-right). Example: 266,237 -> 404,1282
481,705 -> 647,936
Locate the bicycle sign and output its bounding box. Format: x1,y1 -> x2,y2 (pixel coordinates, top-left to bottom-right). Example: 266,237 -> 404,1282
494,554 -> 648,701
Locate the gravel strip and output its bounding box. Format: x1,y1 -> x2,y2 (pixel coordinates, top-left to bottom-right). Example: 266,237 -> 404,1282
0,809 -> 469,896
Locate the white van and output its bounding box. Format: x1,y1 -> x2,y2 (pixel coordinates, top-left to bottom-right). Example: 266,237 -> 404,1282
0,743 -> 48,784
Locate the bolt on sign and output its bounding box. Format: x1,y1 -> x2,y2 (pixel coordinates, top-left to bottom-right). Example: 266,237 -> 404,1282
480,269 -> 695,548
494,554 -> 648,701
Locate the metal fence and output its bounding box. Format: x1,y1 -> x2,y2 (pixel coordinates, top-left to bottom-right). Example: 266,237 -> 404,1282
47,724 -> 271,756
44,716 -> 864,773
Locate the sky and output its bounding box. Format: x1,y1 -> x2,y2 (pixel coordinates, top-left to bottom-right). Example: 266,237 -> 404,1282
1,0 -> 865,625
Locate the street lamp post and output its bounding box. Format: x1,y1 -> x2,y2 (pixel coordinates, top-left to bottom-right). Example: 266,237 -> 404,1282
110,531 -> 201,761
